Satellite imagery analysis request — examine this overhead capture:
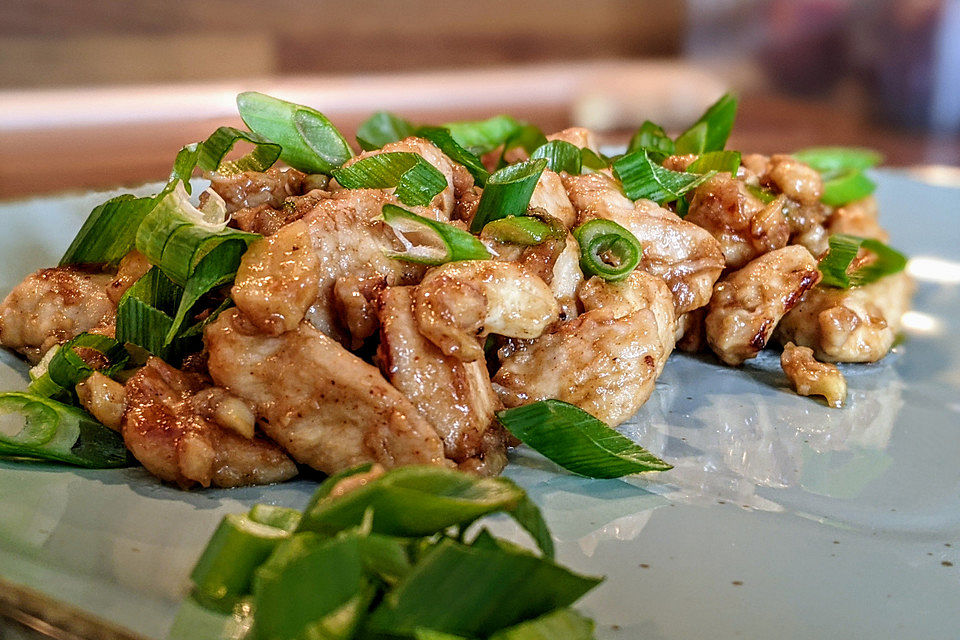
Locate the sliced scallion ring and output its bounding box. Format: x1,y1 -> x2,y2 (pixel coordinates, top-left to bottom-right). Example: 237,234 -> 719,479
497,399 -> 671,478
745,183 -> 777,204
820,169 -> 876,207
579,148 -> 610,171
612,150 -> 713,204
415,126 -> 490,186
573,219 -> 643,281
818,233 -> 907,288
59,195 -> 157,267
443,115 -> 523,154
195,126 -> 281,175
627,120 -> 675,157
687,150 -> 741,175
332,152 -> 448,207
675,92 -> 738,153
481,215 -> 559,246
381,204 -> 490,265
470,158 -> 547,233
793,146 -> 882,173
356,111 -> 417,151
530,140 -> 581,174
673,121 -> 708,155
47,333 -> 129,390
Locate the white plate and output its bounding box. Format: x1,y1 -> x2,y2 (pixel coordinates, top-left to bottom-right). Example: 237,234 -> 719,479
1,171 -> 958,639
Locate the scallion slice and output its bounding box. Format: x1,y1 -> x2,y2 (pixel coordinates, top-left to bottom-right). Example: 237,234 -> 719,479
746,183 -> 777,204
236,91 -> 354,174
380,204 -> 490,265
818,233 -> 907,288
116,267 -> 183,358
59,195 -> 157,267
613,150 -> 713,204
194,126 -> 281,175
627,120 -> 676,157
489,609 -> 596,640
793,146 -> 883,173
530,140 -> 582,174
332,152 -> 448,207
0,392 -> 130,468
820,169 -> 876,207
47,333 -> 129,390
470,158 -> 548,233
482,215 -> 558,245
573,219 -> 642,281
356,111 -> 417,151
675,92 -> 738,153
416,126 -> 490,186
687,150 -> 741,175
443,115 -> 523,154
497,400 -> 672,478
579,148 -> 610,171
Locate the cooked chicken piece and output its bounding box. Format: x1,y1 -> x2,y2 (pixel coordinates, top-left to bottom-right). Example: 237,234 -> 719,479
76,372 -> 126,430
529,171 -> 577,228
204,309 -> 448,474
378,286 -> 506,474
774,271 -> 912,362
780,342 -> 847,407
122,358 -> 297,489
105,251 -> 151,305
705,245 -> 821,366
826,196 -> 889,242
190,387 -> 257,439
547,127 -> 598,152
333,137 -> 463,220
0,267 -> 115,363
206,167 -> 307,213
493,270 -> 676,426
413,261 -> 559,362
675,308 -> 706,353
661,154 -> 698,172
763,154 -> 823,205
231,188 -> 333,236
562,172 -> 725,314
686,174 -> 791,269
232,189 -> 426,343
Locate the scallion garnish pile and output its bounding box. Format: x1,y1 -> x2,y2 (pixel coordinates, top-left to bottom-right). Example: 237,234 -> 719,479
182,465 -> 600,640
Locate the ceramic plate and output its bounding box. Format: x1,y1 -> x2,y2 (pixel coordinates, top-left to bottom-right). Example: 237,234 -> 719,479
1,171 -> 958,639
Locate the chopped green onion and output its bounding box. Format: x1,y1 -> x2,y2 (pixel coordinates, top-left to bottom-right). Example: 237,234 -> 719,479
818,233 -> 907,288
0,392 -> 131,468
443,115 -> 523,154
497,400 -> 672,478
116,267 -> 183,359
627,120 -> 676,158
470,158 -> 548,233
47,333 -> 129,390
673,121 -> 708,155
332,152 -> 448,207
573,219 -> 642,281
135,183 -> 259,286
498,124 -> 548,167
687,150 -> 741,175
170,143 -> 201,195
248,504 -> 302,533
675,92 -> 738,154
579,148 -> 610,171
194,126 -> 281,175
357,111 -> 417,151
27,373 -> 68,401
746,183 -> 777,204
59,195 -> 157,267
381,204 -> 490,265
416,126 -> 490,186
820,170 -> 876,207
299,465 -> 554,559
530,140 -> 582,174
364,537 -> 600,638
190,513 -> 292,613
415,629 -> 470,640
613,150 -> 713,204
793,146 -> 883,173
236,91 -> 354,174
489,609 -> 596,640
482,215 -> 558,245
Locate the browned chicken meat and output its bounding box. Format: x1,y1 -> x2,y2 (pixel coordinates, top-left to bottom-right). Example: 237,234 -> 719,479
122,357 -> 298,489
378,286 -> 507,475
205,309 -> 448,474
0,266 -> 115,363
780,342 -> 847,407
826,196 -> 889,242
774,271 -> 912,362
494,270 -> 676,427
207,167 -> 308,213
705,245 -> 821,366
562,172 -> 725,314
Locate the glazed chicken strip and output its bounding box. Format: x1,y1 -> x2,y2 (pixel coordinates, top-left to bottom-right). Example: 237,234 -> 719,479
529,171 -> 577,228
686,174 -> 791,269
207,167 -> 307,213
0,266 -> 115,363
413,261 -> 559,362
232,189 -> 426,344
378,286 -> 507,474
205,309 -> 448,474
774,271 -> 912,363
563,172 -> 725,314
705,245 -> 821,366
780,342 -> 847,408
122,358 -> 297,489
105,251 -> 151,305
494,270 -> 676,426
826,196 -> 890,242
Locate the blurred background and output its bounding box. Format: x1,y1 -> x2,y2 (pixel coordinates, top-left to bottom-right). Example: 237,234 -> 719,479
1,0 -> 958,197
